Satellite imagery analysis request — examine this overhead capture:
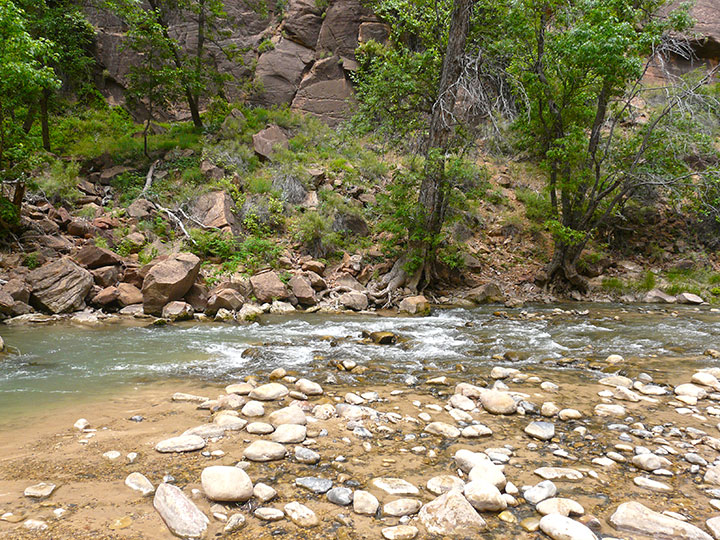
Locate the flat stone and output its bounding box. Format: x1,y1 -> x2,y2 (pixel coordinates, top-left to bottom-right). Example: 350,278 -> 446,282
254,507 -> 285,521
125,473 -> 154,496
269,406 -> 307,426
296,378 -> 323,395
246,422 -> 274,434
382,525 -> 418,540
425,422 -> 461,438
372,477 -> 419,496
224,513 -> 246,533
241,401 -> 265,417
24,482 -> 56,499
353,490 -> 379,515
480,390 -> 517,415
182,424 -> 227,439
201,466 -> 253,502
153,483 -> 209,539
295,446 -> 320,464
536,498 -> 584,516
284,501 -> 318,527
244,440 -> 287,461
253,483 -> 277,502
418,489 -> 487,535
270,424 -> 306,443
464,480 -> 507,512
634,476 -> 672,492
632,453 -> 672,472
296,477 -> 332,494
610,501 -> 712,539
706,517 -> 720,540
525,421 -> 555,441
249,383 -> 289,401
524,481 -> 557,505
449,394 -> 476,411
327,487 -> 353,506
172,392 -> 209,403
594,404 -> 626,417
534,467 -> 583,481
383,498 -> 422,517
23,519 -> 48,531
226,382 -> 255,395
427,475 -> 465,496
155,435 -> 206,453
461,424 -> 493,438
539,514 -> 598,540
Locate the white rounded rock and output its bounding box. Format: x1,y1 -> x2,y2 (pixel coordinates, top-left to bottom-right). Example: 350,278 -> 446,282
201,466 -> 253,502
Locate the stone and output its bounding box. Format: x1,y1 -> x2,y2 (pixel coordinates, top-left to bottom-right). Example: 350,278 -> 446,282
382,525 -> 418,540
464,480 -> 507,512
244,440 -> 287,461
468,461 -> 507,490
201,466 -> 253,502
466,282 -> 504,303
74,245 -> 122,269
480,390 -> 517,415
677,292 -> 704,304
271,424 -> 306,443
142,253 -> 201,315
247,422 -> 274,434
153,483 -> 209,539
536,498 -> 585,516
254,507 -> 285,521
632,453 -> 672,472
28,258 -> 93,313
182,424 -> 227,439
707,517 -> 720,540
372,477 -> 419,496
644,289 -> 676,303
558,409 -> 583,421
253,124 -> 289,159
250,271 -> 289,303
425,422 -> 461,438
224,513 -> 246,533
705,464 -> 720,485
594,404 -> 626,417
353,490 -> 379,515
295,378 -> 323,396
23,519 -> 48,531
525,421 -> 555,441
155,435 -> 206,453
162,301 -> 194,321
295,446 -> 320,464
289,275 -> 316,306
103,450 -> 121,460
284,501 -> 318,527
296,477 -> 332,494
634,476 -> 672,492
339,291 -> 368,311
206,288 -> 243,314
24,482 -> 56,499
241,400 -> 265,417
534,468 -> 583,481
418,489 -> 487,536
610,501 -> 712,539
117,283 -> 143,307
282,0 -> 323,48
383,498 -> 422,517
127,198 -> 155,219
524,481 -> 557,505
255,39 -> 315,105
675,383 -> 707,399
327,487 -> 353,506
427,475 -> 465,496
291,56 -> 354,126
398,295 -> 430,315
539,514 -> 598,540
192,191 -> 241,233
74,418 -> 90,431
249,382 -> 289,401
254,483 -> 277,503
462,424 -> 493,438
125,473 -> 155,496
269,406 -> 307,426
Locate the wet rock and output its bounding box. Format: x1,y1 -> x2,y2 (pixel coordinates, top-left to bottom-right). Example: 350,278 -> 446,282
610,501 -> 712,539
244,440 -> 287,461
418,489 -> 487,535
535,468 -> 582,481
524,480 -> 557,505
706,517 -> 720,540
353,490 -> 379,515
539,514 -> 598,540
468,461 -> 507,490
28,258 -> 93,313
153,483 -> 209,539
270,423 -> 306,443
383,498 -> 422,517
382,525 -> 418,540
296,477 -> 332,494
295,446 -> 320,464
327,487 -> 353,506
269,406 -> 307,426
372,477 -> 419,496
201,466 -> 253,502
254,507 -> 285,521
633,476 -> 672,492
24,482 -> 56,499
206,288 -> 243,314
425,422 -> 461,438
172,392 -> 209,403
480,390 -> 517,415
398,295 -> 429,315
249,382 -> 289,401
125,473 -> 155,496
464,480 -> 507,512
155,435 -> 206,453
284,501 -> 318,527
427,476 -> 465,496
250,271 -> 290,304
289,275 -> 316,306
525,421 -> 555,441
536,498 -> 584,516
461,424 -> 493,438
594,404 -> 626,417
162,301 -> 194,321
142,253 -> 201,315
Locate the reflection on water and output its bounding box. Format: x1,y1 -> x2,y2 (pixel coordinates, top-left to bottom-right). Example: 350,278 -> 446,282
0,304 -> 719,420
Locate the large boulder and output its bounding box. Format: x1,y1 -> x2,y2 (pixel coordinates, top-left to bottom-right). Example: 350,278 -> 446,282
207,288 -> 244,314
281,0 -> 323,48
142,253 -> 201,315
253,125 -> 289,159
28,258 -> 93,314
191,191 -> 241,234
289,275 -> 316,306
250,271 -> 289,303
316,0 -> 376,58
291,56 -> 355,126
117,283 -> 143,306
254,38 -> 315,106
74,245 -> 122,269
643,289 -> 676,303
466,282 -> 503,303
418,489 -> 486,536
332,212 -> 369,236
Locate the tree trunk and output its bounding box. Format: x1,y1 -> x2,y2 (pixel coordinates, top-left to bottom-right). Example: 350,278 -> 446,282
536,240 -> 588,292
40,88 -> 51,152
143,117 -> 150,158
23,104 -> 37,134
410,0 -> 473,290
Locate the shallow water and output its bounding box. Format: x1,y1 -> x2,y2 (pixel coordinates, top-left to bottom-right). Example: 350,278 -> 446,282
1,303 -> 719,423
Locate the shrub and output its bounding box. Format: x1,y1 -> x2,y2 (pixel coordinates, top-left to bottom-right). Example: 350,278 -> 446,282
189,229 -> 237,260
516,188 -> 552,223
35,160 -> 82,202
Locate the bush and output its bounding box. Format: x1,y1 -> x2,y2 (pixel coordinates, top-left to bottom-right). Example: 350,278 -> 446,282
189,229 -> 237,260
293,211 -> 338,258
222,236 -> 283,274
35,160 -> 82,202
516,188 -> 552,223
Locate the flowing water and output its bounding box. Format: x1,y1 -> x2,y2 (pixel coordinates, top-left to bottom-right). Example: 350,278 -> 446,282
1,303 -> 719,425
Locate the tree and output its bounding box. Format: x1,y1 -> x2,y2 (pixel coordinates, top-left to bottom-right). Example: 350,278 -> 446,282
0,0 -> 59,224
503,0 -> 712,291
109,0 -> 238,129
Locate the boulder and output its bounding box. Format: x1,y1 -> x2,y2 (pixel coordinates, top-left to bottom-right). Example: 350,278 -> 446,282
162,301 -> 194,321
272,173 -> 308,205
185,283 -> 209,312
91,266 -> 120,288
207,288 -> 244,314
339,291 -> 368,311
253,124 -> 289,159
610,501 -> 712,539
418,489 -> 487,536
117,283 -> 143,307
153,483 -> 209,539
289,275 -> 316,306
2,278 -> 31,304
398,295 -> 429,315
74,245 -> 122,269
250,271 -> 289,303
28,258 -> 93,314
466,282 -> 504,303
92,286 -> 119,306
127,198 -> 155,219
677,292 -> 704,304
244,440 -> 287,461
332,212 -> 369,236
254,39 -> 315,106
291,56 -> 355,126
201,466 -> 253,502
281,0 -> 323,48
316,0 -> 376,57
643,289 -> 676,303
191,191 -> 241,234
142,253 -> 201,315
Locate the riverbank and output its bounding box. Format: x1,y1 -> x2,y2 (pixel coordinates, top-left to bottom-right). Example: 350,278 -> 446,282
3,338 -> 720,539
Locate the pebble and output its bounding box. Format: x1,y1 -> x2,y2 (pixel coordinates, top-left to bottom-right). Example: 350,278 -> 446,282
427,475 -> 465,495
525,421 -> 555,441
254,507 -> 285,521
270,424 -> 307,443
296,378 -> 323,395
296,477 -> 333,494
243,440 -> 287,461
425,422 -> 461,438
534,467 -> 583,480
524,480 -> 557,505
125,472 -> 154,496
539,514 -> 598,540
223,513 -> 246,533
249,383 -> 289,401
241,400 -> 264,417
103,450 -> 121,460
24,482 -> 56,499
327,487 -> 353,506
74,418 -> 90,431
246,422 -> 274,434
536,498 -> 585,516
269,406 -> 307,426
372,477 -> 419,496
295,445 -> 321,464
201,466 -> 253,502
383,498 -> 422,517
464,480 -> 507,511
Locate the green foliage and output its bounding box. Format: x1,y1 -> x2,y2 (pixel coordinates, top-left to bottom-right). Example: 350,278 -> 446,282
219,236 -> 283,274
0,197 -> 20,231
111,171 -> 146,206
34,159 -> 81,201
637,270 -> 656,292
22,251 -> 41,269
437,243 -> 465,270
94,236 -> 109,249
601,277 -> 625,293
516,188 -> 552,223
292,210 -> 338,257
189,229 -> 237,259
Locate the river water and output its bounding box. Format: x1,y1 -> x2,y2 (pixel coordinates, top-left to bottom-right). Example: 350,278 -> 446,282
1,304 -> 719,424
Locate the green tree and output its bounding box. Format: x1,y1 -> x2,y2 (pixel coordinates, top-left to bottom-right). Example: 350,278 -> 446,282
504,0 -> 709,291
108,0 -> 238,129
0,0 -> 59,221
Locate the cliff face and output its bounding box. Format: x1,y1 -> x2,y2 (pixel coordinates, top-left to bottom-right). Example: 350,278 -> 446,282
85,0 -> 388,125
86,0 -> 717,125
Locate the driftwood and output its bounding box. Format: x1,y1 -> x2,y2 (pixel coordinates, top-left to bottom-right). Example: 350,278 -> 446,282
141,160 -> 160,195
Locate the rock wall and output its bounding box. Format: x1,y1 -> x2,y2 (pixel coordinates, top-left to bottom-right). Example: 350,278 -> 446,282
85,0 -> 388,125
